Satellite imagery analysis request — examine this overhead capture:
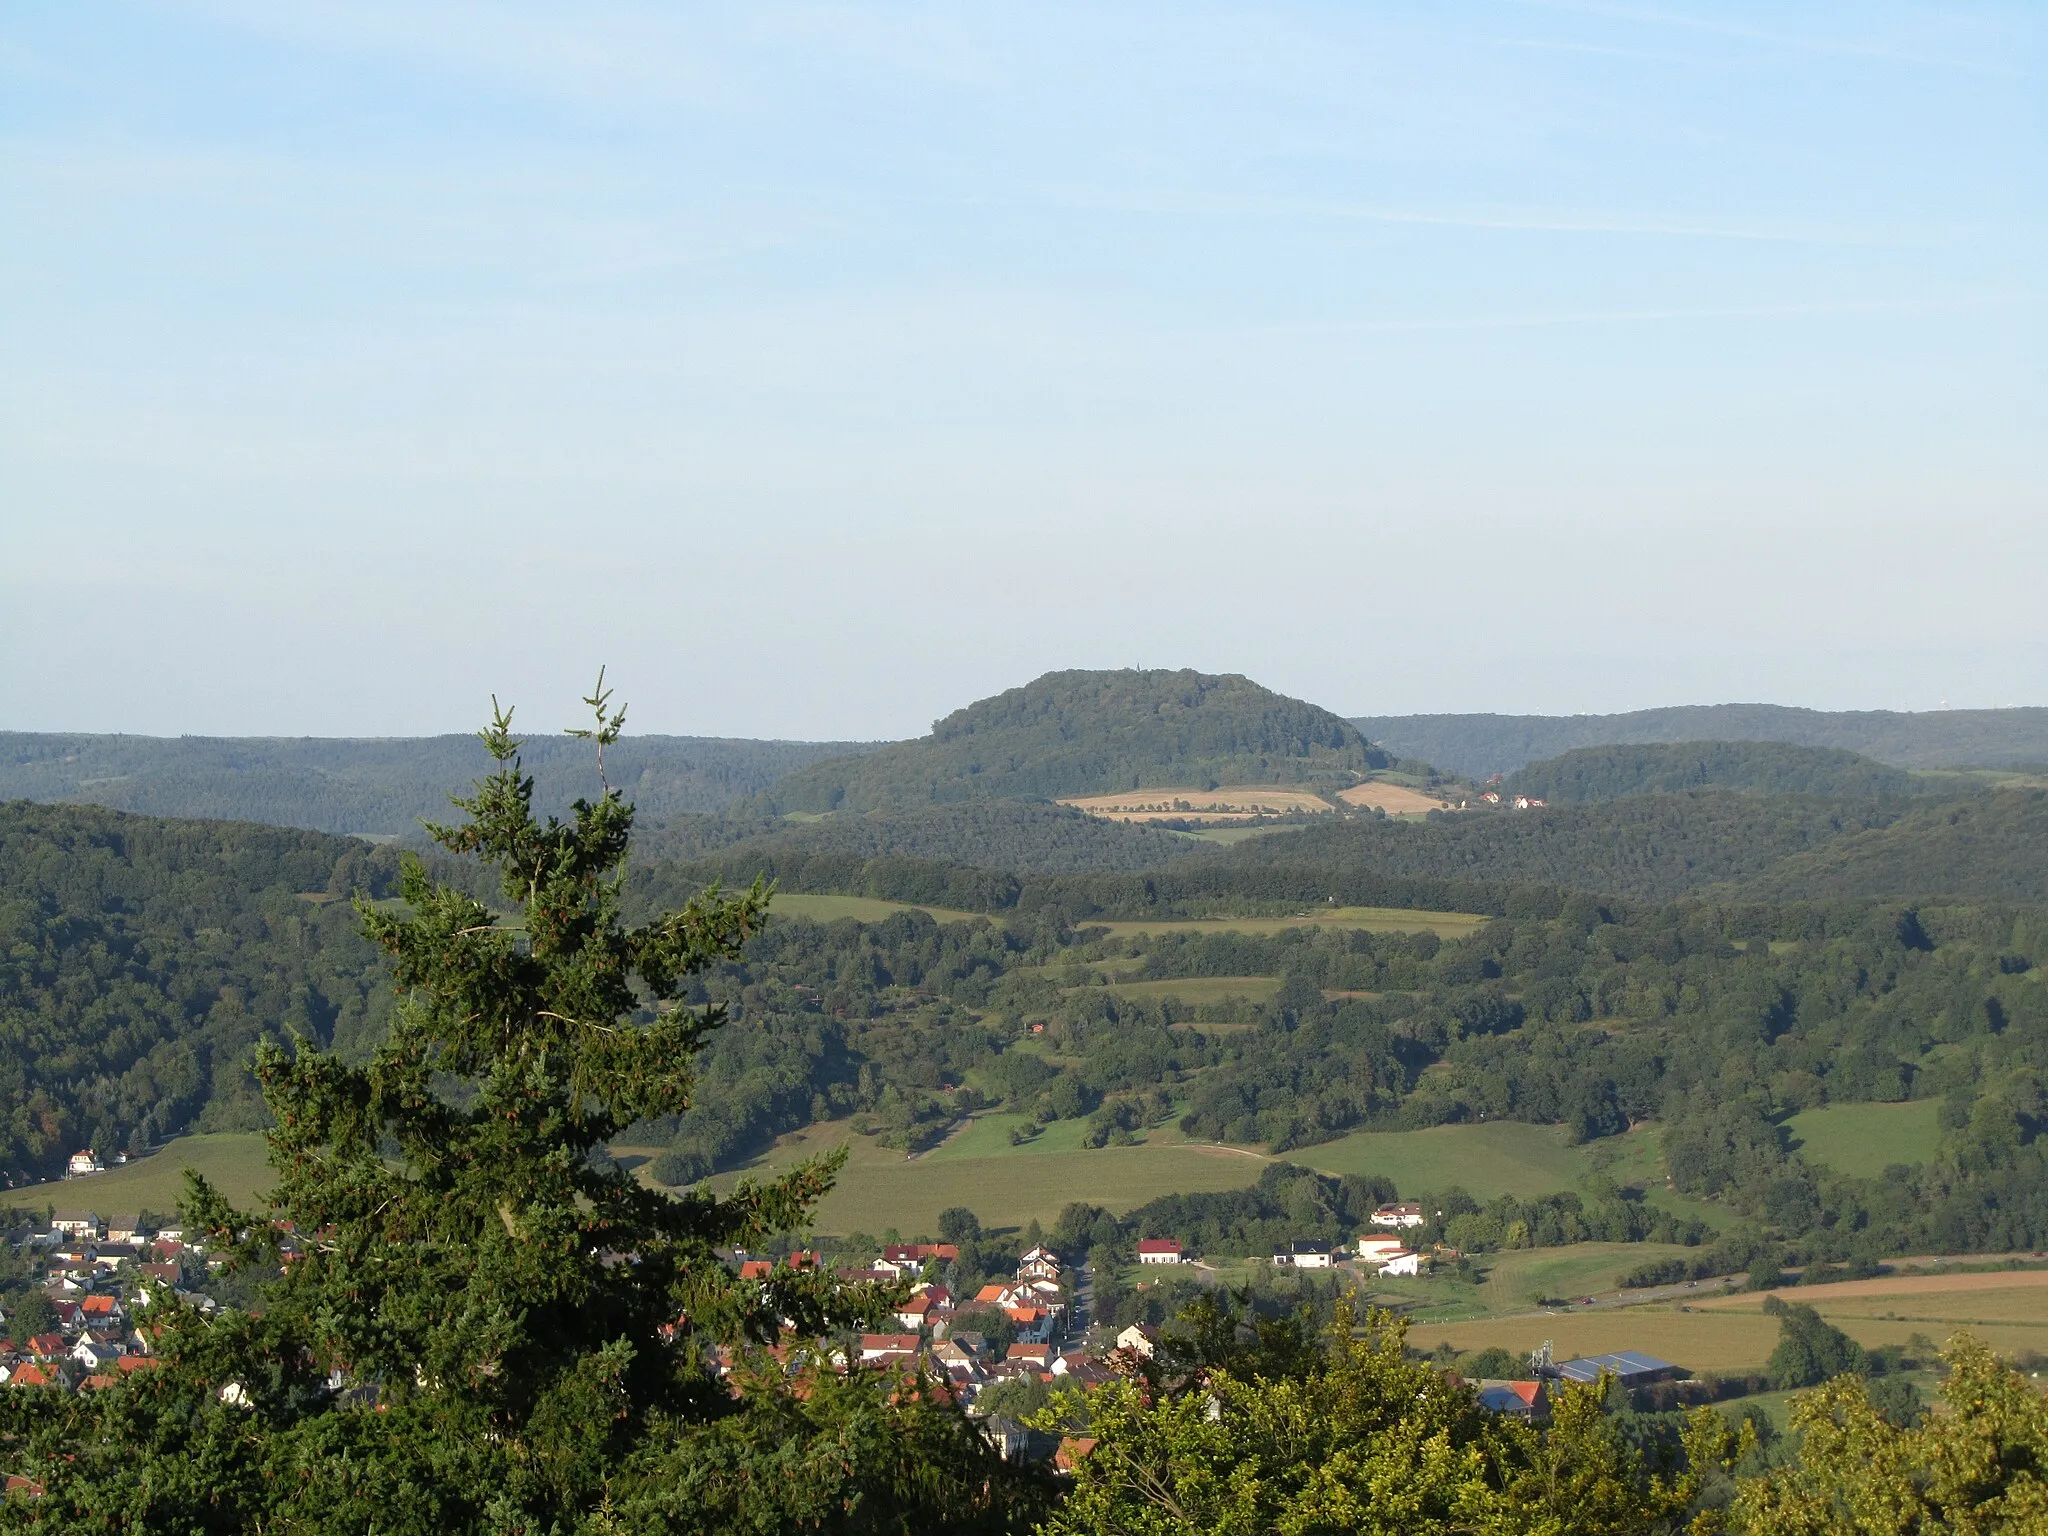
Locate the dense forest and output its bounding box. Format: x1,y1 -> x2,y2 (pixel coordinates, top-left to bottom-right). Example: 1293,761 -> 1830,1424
754,669 -> 1396,813
0,802 -> 400,1180
656,787 -> 2047,912
1354,702 -> 2048,777
1501,740 -> 1933,802
0,731 -> 873,835
636,798 -> 1212,874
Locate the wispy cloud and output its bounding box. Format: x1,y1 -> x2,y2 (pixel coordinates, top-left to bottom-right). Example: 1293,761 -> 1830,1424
1218,292 -> 2031,339
1498,0 -> 2035,78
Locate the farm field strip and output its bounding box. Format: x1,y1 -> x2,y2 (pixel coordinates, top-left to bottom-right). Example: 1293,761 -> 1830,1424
1783,1099 -> 1943,1177
1059,787 -> 1334,823
1335,782 -> 1462,816
766,892 -> 993,926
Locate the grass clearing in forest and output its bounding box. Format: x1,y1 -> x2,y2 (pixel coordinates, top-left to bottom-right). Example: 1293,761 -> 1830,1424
16,1133 -> 276,1216
703,1120 -> 1266,1233
1785,1099 -> 1943,1176
766,892 -> 993,927
1095,976 -> 1282,1007
1285,1121 -> 1593,1202
1085,907 -> 1489,942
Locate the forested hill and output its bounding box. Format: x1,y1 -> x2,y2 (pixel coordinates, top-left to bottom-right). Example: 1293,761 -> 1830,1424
639,799 -> 1213,875
0,801 -> 401,1180
755,669 -> 1391,814
1503,740 -> 1928,803
0,731 -> 875,836
1741,789 -> 2048,904
650,788 -> 2048,914
1353,704 -> 2048,778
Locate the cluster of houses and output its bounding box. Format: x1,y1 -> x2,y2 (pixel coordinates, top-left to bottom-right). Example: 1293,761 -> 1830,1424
847,1243 -> 1082,1403
0,1211 -> 210,1392
1133,1204 -> 1437,1278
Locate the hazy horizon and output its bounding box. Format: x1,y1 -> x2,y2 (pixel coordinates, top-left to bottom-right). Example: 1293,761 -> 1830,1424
5,3 -> 2041,739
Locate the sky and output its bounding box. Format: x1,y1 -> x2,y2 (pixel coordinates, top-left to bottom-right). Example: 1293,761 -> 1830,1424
3,2 -> 2042,740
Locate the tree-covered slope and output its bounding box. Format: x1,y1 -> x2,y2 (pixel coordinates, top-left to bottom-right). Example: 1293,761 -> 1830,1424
1197,793 -> 1907,903
0,801 -> 402,1179
756,669 -> 1389,814
640,799 -> 1214,874
1738,788 -> 2048,904
1354,703 -> 2048,778
1503,740 -> 1926,803
0,731 -> 875,836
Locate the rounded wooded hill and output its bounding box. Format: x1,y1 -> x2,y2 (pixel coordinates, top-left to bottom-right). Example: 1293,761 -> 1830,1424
754,669 -> 1390,813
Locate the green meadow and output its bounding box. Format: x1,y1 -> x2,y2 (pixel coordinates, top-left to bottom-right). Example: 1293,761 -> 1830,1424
14,1133 -> 276,1217
1787,1099 -> 1944,1177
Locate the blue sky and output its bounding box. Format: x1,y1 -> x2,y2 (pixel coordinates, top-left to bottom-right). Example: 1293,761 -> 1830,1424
3,2 -> 2041,738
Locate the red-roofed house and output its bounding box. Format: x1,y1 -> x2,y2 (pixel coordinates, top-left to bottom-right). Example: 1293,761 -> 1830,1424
1136,1239 -> 1184,1265
857,1334 -> 922,1366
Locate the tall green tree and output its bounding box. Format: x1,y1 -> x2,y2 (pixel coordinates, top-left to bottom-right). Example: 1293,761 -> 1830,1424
0,688 -> 1041,1534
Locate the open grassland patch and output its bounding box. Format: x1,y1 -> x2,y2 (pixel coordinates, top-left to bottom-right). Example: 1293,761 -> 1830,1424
1286,1121 -> 1592,1201
706,1121 -> 1263,1233
1701,1272 -> 2048,1312
1096,976 -> 1282,1007
1336,781 -> 1464,816
18,1133 -> 275,1215
1060,787 -> 1334,824
1407,1307 -> 1784,1373
1086,907 -> 1489,942
1786,1099 -> 1943,1176
766,892 -> 993,927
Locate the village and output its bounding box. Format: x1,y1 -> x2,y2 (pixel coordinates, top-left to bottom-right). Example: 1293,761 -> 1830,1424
1,1195 -> 1680,1472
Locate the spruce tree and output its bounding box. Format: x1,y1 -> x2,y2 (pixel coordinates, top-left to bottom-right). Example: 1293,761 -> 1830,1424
0,685 -> 1041,1533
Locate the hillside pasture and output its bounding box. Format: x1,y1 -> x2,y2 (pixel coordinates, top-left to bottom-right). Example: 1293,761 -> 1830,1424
1095,976 -> 1282,1007
1786,1099 -> 1943,1176
16,1133 -> 276,1216
1060,787 -> 1333,824
1085,906 -> 1489,942
1336,781 -> 1463,816
705,1121 -> 1266,1234
1286,1121 -> 1595,1202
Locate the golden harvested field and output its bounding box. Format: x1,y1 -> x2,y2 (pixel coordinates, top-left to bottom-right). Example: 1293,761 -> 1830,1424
1336,781 -> 1462,816
1407,1307 -> 1782,1372
1060,786 -> 1333,823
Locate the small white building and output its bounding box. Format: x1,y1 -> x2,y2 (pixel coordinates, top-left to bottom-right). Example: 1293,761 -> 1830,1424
51,1212 -> 102,1240
1370,1203 -> 1425,1229
1377,1249 -> 1424,1278
1271,1241 -> 1335,1269
1116,1324 -> 1158,1359
1136,1239 -> 1185,1265
66,1151 -> 104,1179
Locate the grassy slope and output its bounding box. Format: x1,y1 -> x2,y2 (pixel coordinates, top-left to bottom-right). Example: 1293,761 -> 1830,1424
1787,1100 -> 1944,1177
15,1133 -> 276,1216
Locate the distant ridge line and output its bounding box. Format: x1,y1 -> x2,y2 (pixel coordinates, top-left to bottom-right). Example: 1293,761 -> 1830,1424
1349,704 -> 2048,779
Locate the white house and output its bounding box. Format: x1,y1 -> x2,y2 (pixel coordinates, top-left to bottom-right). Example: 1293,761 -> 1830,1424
50,1212 -> 102,1240
1377,1250 -> 1424,1278
1370,1203 -> 1425,1229
1273,1241 -> 1334,1269
1356,1234 -> 1406,1260
66,1151 -> 104,1178
1135,1239 -> 1184,1265
1115,1324 -> 1158,1359
1017,1246 -> 1062,1282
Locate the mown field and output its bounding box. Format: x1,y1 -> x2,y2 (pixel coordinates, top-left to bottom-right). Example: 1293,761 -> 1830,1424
14,1133 -> 276,1216
1785,1099 -> 1944,1177
1410,1268 -> 2048,1375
